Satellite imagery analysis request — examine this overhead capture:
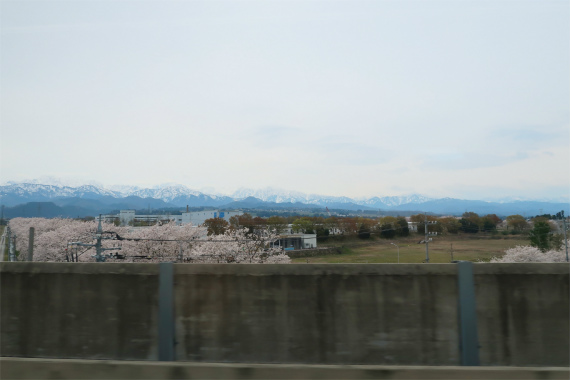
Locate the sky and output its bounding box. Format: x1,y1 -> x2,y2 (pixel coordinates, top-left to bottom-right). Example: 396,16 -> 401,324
1,1 -> 568,201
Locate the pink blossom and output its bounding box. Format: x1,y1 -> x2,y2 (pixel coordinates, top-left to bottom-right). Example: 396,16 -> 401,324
491,245 -> 567,263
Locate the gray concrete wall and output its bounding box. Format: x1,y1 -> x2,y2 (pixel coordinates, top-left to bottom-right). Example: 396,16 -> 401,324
473,265 -> 570,366
0,263 -> 159,360
2,358 -> 569,380
173,265 -> 460,365
1,263 -> 568,366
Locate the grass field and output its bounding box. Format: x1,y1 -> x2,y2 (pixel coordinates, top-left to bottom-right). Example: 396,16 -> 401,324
292,234 -> 528,263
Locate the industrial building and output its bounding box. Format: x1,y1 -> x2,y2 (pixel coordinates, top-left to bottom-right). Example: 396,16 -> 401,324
101,210 -> 242,226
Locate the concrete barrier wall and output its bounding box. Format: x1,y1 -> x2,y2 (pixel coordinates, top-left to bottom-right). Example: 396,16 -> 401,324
473,265 -> 570,366
2,358 -> 569,380
0,264 -> 160,360
1,263 -> 568,366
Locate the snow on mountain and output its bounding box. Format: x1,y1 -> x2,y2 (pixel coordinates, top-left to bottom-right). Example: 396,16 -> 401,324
232,187 -> 306,202
127,184 -> 205,202
6,181 -> 565,216
106,184 -> 144,196
358,194 -> 434,208
0,183 -> 120,199
1,182 -> 438,209
231,187 -> 357,205
3,176 -> 105,188
231,187 -> 432,208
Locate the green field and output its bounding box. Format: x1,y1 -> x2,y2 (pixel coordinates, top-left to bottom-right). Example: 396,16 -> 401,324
292,234 -> 528,263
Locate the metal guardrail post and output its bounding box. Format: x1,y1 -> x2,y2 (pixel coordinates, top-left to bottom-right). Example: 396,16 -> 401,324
158,262 -> 175,361
455,261 -> 480,366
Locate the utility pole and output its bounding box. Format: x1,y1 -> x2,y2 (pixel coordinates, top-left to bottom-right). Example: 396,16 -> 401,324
450,243 -> 454,262
27,227 -> 35,261
425,214 -> 429,262
178,242 -> 184,263
564,218 -> 568,262
424,214 -> 438,263
8,227 -> 16,262
70,215 -> 120,262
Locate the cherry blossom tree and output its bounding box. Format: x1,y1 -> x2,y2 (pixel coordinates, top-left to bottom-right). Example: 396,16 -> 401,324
117,222 -> 205,262
8,218 -> 290,264
490,245 -> 567,263
186,228 -> 290,263
9,218 -> 97,262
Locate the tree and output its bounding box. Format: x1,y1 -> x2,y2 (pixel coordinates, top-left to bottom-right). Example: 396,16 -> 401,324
8,217 -> 292,264
324,217 -> 339,235
459,212 -> 480,233
266,216 -> 288,234
9,217 -> 102,262
439,217 -> 461,234
378,216 -> 398,229
357,217 -> 376,231
410,214 -> 441,234
315,226 -> 330,241
235,213 -> 255,234
491,245 -> 566,263
396,217 -> 409,237
291,217 -> 315,234
459,219 -> 478,233
189,228 -> 290,264
358,223 -> 371,239
338,217 -> 358,235
229,215 -> 240,230
119,221 -> 204,262
481,214 -> 501,232
506,215 -> 528,231
203,218 -> 229,235
252,216 -> 267,232
380,223 -> 395,239
528,221 -> 561,252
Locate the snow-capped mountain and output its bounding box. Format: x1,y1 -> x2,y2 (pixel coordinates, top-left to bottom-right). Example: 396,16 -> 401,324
127,185 -> 205,202
230,188 -> 434,209
2,182 -> 433,209
232,187 -> 364,206
1,181 -> 568,217
0,183 -> 121,201
0,182 -> 234,208
357,195 -> 433,208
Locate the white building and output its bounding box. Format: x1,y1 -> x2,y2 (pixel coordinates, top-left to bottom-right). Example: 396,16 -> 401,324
273,224 -> 317,250
407,222 -> 418,232
176,210 -> 242,226
103,210 -> 242,226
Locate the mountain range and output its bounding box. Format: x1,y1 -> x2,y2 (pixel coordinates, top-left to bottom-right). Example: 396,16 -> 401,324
0,182 -> 568,218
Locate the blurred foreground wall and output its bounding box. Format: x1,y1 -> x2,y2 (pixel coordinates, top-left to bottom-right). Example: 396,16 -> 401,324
1,263 -> 568,366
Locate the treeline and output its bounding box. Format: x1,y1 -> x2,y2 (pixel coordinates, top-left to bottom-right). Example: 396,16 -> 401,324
202,213 -> 409,238
203,214 -> 409,239
202,211 -> 566,239
412,212 -> 503,234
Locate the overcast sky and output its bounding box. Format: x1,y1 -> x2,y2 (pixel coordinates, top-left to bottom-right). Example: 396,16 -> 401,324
1,1 -> 568,201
